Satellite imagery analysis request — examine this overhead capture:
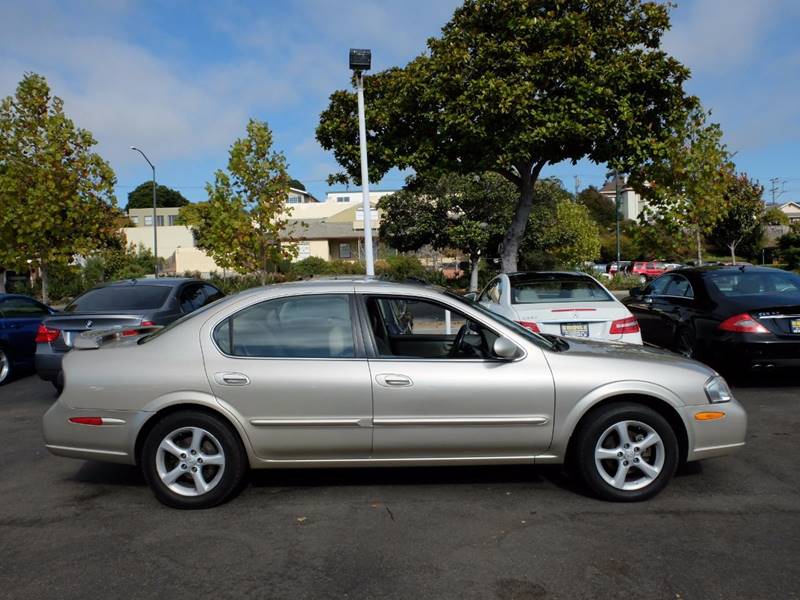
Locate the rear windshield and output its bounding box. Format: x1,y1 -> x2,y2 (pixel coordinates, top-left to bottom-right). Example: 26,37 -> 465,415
510,277 -> 613,304
707,271 -> 800,297
65,285 -> 171,312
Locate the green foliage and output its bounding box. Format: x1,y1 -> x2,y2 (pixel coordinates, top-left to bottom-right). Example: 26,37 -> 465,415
627,221 -> 693,261
764,206 -> 790,226
125,182 -> 189,211
317,0 -> 695,271
179,120 -> 294,285
777,228 -> 800,270
375,255 -> 447,285
604,273 -> 645,291
520,196 -> 601,269
631,107 -> 733,263
0,73 -> 122,303
709,173 -> 764,263
578,186 -> 617,229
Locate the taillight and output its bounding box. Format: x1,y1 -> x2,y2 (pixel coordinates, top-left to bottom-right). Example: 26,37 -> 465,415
141,320 -> 155,327
517,321 -> 541,333
718,313 -> 769,334
610,316 -> 640,335
35,324 -> 60,343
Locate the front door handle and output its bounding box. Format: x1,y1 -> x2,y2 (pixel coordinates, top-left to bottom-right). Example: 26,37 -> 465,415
375,374 -> 413,388
214,372 -> 250,386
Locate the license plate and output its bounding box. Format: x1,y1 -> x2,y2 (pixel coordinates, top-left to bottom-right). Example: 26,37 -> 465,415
792,319 -> 800,334
561,322 -> 589,337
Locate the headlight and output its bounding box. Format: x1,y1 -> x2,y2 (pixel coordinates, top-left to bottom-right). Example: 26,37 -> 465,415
704,376 -> 733,403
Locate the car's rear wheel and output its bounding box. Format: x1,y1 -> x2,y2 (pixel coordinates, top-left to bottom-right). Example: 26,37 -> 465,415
574,403 -> 678,501
141,410 -> 247,509
675,327 -> 697,359
0,348 -> 11,385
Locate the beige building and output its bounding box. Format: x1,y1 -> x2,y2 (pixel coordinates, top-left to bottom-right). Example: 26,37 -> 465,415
779,201 -> 800,224
598,177 -> 654,221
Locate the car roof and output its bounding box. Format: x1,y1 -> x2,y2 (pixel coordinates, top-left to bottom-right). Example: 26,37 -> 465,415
505,271 -> 596,283
93,277 -> 203,289
219,277 -> 444,300
674,265 -> 790,276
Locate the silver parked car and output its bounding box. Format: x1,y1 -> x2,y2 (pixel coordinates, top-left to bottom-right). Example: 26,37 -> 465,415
43,279 -> 747,509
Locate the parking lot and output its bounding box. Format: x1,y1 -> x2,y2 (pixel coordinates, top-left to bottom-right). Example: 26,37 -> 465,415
1,373 -> 799,600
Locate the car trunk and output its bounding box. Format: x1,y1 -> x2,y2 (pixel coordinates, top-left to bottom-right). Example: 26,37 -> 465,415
514,302 -> 632,341
751,304 -> 800,338
43,313 -> 147,350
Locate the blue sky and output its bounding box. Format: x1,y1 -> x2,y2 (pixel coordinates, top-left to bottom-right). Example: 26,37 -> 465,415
2,0 -> 799,205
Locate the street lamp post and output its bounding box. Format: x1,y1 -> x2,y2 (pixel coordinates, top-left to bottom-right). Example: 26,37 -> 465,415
130,146 -> 158,277
349,48 -> 375,277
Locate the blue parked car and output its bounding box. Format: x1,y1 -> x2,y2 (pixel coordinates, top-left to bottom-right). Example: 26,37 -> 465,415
0,294 -> 56,385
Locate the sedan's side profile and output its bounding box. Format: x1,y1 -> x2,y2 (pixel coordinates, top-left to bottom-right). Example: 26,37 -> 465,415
0,294 -> 56,385
43,279 -> 747,509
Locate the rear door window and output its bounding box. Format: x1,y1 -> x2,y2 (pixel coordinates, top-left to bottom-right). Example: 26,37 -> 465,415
65,286 -> 171,312
0,297 -> 49,317
179,284 -> 205,313
214,294 -> 355,359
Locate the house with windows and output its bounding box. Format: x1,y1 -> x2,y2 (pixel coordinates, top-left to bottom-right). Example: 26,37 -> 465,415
598,177 -> 655,221
127,206 -> 182,228
778,201 -> 800,224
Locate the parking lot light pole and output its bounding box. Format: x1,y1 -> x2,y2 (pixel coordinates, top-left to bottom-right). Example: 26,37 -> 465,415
350,48 -> 374,277
130,146 -> 158,277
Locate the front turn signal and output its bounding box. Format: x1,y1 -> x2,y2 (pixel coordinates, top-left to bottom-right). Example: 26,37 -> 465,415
694,411 -> 726,421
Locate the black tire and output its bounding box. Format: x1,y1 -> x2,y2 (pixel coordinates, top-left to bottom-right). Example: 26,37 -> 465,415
675,327 -> 697,359
0,347 -> 13,385
141,410 -> 248,509
573,403 -> 679,502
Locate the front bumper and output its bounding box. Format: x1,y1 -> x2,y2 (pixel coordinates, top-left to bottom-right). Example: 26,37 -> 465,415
42,397 -> 150,465
682,397 -> 747,461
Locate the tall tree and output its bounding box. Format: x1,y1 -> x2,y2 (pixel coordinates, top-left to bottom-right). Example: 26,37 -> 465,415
317,0 -> 695,272
578,186 -> 616,229
709,173 -> 764,264
631,107 -> 732,264
178,120 -> 293,284
125,182 -> 189,211
0,73 -> 120,303
379,173 -> 515,291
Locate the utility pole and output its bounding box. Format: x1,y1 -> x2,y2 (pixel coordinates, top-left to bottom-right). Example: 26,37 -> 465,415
614,173 -> 621,266
130,146 -> 158,277
769,177 -> 786,206
574,175 -> 580,200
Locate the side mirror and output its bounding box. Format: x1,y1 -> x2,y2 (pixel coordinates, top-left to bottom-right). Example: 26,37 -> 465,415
493,337 -> 518,360
463,291 -> 477,302
629,287 -> 643,298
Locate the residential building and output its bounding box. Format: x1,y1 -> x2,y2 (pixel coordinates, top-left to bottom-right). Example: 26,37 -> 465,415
127,206 -> 182,227
778,201 -> 800,224
598,178 -> 653,221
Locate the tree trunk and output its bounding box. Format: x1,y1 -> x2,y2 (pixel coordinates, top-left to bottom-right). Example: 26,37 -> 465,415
0,269 -> 5,294
729,242 -> 737,265
469,254 -> 480,292
499,162 -> 543,273
41,264 -> 49,306
695,227 -> 703,265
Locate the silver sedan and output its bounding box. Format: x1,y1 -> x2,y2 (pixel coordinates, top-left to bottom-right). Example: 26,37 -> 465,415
43,279 -> 747,508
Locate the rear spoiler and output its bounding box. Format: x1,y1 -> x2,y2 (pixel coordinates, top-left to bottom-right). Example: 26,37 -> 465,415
72,326 -> 163,350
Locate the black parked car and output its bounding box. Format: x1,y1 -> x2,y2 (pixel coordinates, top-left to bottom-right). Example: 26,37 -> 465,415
36,278 -> 223,389
623,266 -> 800,375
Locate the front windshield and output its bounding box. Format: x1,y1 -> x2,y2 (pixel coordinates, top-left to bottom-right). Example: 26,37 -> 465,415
444,291 -> 558,350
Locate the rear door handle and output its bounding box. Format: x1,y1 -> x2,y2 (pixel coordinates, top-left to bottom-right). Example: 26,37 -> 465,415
214,372 -> 250,386
375,374 -> 413,387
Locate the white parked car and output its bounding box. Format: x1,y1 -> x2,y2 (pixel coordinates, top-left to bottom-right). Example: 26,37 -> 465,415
476,272 -> 642,344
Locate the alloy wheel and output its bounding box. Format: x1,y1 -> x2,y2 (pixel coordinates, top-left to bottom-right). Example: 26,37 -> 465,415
155,426 -> 226,497
594,420 -> 665,491
0,349 -> 9,384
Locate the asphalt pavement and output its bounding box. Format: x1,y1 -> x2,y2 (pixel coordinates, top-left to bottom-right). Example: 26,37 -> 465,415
1,372 -> 799,600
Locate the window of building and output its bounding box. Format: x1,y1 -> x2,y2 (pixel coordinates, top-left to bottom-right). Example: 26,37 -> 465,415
156,215 -> 164,226
213,294 -> 354,358
337,195 -> 350,203
144,216 -> 153,226
287,195 -> 301,204
297,242 -> 311,260
339,243 -> 352,259
168,215 -> 177,226
131,216 -> 139,225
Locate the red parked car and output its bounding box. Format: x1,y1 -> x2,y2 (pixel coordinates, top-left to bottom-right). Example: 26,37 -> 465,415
631,261 -> 669,282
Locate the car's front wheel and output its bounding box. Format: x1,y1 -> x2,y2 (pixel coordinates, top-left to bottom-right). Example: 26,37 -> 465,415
0,348 -> 12,385
574,403 -> 679,501
141,410 -> 247,509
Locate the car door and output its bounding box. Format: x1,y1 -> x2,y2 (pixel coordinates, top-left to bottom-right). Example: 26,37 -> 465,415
658,274 -> 697,350
0,297 -> 51,364
201,291 -> 373,460
627,275 -> 673,346
360,293 -> 555,459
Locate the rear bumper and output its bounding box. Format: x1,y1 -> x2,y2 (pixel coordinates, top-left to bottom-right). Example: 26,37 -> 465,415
711,337 -> 800,370
42,397 -> 150,465
35,346 -> 65,383
682,397 -> 747,461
